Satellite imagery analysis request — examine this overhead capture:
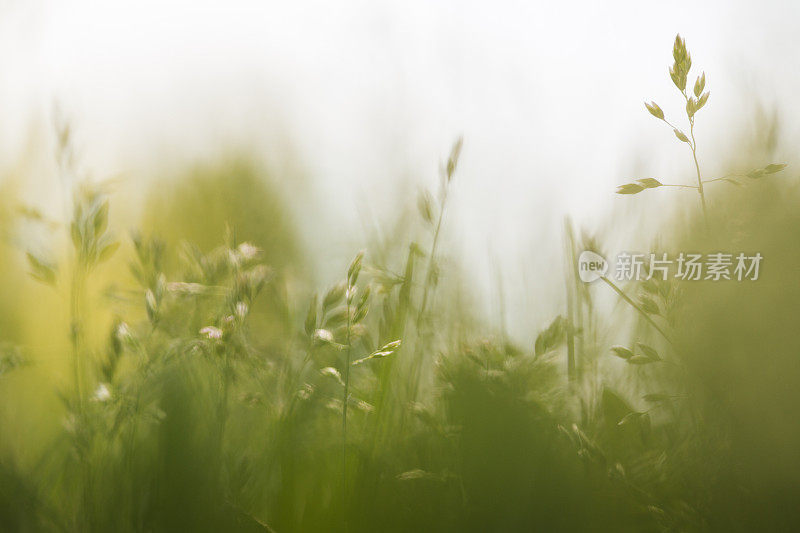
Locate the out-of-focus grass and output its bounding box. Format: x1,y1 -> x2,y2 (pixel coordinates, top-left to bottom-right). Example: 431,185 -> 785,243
0,110 -> 799,533
671,176 -> 800,531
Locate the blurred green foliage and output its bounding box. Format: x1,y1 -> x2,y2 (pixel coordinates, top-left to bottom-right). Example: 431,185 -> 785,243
0,107 -> 799,533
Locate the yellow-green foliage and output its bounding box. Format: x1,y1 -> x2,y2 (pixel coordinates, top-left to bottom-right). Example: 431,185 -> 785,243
1,37 -> 800,533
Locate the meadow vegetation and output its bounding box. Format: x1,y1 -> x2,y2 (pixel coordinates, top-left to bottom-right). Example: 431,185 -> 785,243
0,35 -> 798,532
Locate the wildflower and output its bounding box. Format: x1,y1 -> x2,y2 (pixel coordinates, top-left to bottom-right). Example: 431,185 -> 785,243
93,382 -> 112,402
237,242 -> 260,261
321,366 -> 344,386
200,326 -> 223,340
234,301 -> 248,318
116,322 -> 132,342
313,328 -> 334,344
145,290 -> 158,321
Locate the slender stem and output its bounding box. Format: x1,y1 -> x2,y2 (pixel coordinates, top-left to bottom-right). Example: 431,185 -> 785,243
341,281 -> 352,511
703,174 -> 746,184
70,263 -> 85,410
661,102 -> 709,225
70,260 -> 91,530
563,218 -> 576,384
688,119 -> 709,227
409,184 -> 451,404
681,91 -> 709,227
662,118 -> 683,132
600,276 -> 674,346
660,184 -> 699,189
416,188 -> 448,328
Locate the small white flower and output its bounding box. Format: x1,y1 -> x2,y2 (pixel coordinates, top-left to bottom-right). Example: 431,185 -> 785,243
116,322 -> 132,342
237,242 -> 260,261
313,328 -> 334,343
235,301 -> 248,318
145,290 -> 157,310
320,366 -> 344,386
93,383 -> 112,402
200,326 -> 223,340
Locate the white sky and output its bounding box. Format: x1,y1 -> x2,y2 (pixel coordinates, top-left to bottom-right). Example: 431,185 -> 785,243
1,0 -> 798,339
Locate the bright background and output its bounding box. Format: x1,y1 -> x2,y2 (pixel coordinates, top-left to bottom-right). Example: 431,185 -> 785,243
0,0 -> 797,338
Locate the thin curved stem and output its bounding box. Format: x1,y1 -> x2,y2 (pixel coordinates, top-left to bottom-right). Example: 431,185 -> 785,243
681,91 -> 709,228
688,119 -> 709,227
660,183 -> 699,189
341,281 -> 353,522
600,276 -> 674,346
416,188 -> 448,329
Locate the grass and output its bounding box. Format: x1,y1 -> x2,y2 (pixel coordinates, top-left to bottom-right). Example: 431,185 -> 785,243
0,35 -> 799,532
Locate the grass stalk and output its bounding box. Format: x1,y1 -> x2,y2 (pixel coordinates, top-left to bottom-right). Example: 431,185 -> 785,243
341,279 -> 352,502
599,276 -> 674,346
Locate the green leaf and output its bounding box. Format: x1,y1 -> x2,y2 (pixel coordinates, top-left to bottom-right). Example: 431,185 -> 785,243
417,191 -> 435,225
669,66 -> 682,91
534,316 -> 566,357
352,340 -> 402,365
618,411 -> 644,426
637,342 -> 661,361
324,306 -> 349,328
323,282 -> 346,311
93,200 -> 109,235
445,137 -> 463,182
639,297 -> 660,315
746,168 -> 765,179
97,241 -> 120,263
686,98 -> 697,118
627,355 -> 654,365
616,183 -> 645,195
357,284 -> 371,311
70,221 -> 81,249
320,366 -> 345,386
693,72 -> 706,97
643,393 -> 671,403
26,252 -> 57,286
352,302 -> 368,324
673,34 -> 687,63
636,178 -> 662,189
673,129 -> 689,143
764,163 -> 787,174
644,101 -> 664,120
696,91 -> 709,111
145,290 -> 158,323
348,251 -> 364,286
641,278 -> 659,295
669,35 -> 690,92
610,345 -> 634,360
